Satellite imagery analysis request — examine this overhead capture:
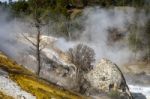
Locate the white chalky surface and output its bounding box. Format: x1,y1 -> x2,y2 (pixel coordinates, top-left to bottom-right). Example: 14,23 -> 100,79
0,75 -> 36,99
129,85 -> 150,99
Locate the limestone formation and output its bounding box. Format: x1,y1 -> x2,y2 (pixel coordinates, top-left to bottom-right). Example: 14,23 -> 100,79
85,58 -> 133,99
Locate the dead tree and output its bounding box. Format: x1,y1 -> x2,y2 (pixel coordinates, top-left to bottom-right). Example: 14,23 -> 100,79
114,63 -> 133,99
35,21 -> 41,75
67,44 -> 95,93
22,0 -> 48,75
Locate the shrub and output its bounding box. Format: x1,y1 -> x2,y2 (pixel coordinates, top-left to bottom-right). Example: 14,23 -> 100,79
108,90 -> 129,99
109,91 -> 122,99
67,44 -> 95,73
67,44 -> 95,93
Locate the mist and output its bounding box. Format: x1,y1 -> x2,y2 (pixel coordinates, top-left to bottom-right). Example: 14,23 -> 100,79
57,7 -> 149,65
0,8 -> 37,62
79,7 -> 137,65
0,7 -> 149,66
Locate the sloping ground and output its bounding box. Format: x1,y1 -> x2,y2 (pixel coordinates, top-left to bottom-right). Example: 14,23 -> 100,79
0,52 -> 87,99
0,91 -> 13,99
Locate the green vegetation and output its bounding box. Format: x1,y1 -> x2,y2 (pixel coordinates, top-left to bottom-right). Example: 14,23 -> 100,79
143,19 -> 150,62
127,19 -> 150,62
0,0 -> 149,17
0,0 -> 149,98
108,90 -> 121,99
1,0 -> 149,40
0,0 -> 149,61
128,23 -> 142,57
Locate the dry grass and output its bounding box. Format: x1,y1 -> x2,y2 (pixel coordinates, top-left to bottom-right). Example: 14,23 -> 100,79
0,91 -> 14,99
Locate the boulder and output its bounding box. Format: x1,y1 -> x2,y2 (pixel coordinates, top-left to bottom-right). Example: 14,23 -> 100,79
85,58 -> 134,99
86,58 -> 126,92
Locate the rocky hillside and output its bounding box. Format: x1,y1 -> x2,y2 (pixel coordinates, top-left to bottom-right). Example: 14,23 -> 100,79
0,52 -> 87,99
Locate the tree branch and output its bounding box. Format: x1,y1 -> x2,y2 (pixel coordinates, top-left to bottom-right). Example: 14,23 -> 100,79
21,33 -> 37,47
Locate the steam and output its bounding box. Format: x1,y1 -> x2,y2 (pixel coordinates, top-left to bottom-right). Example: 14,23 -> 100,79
0,7 -> 149,66
79,7 -> 136,64
0,8 -> 34,60
57,7 -> 149,65
0,11 -> 24,57
79,7 -> 148,65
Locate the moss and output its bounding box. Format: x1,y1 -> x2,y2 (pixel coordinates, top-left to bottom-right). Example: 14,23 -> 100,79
10,74 -> 86,99
108,90 -> 128,99
0,91 -> 14,99
108,90 -> 120,99
0,54 -> 33,75
0,53 -> 88,99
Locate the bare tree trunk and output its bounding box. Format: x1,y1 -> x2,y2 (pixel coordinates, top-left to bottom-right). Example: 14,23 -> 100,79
148,48 -> 150,64
36,25 -> 41,75
147,45 -> 150,64
34,0 -> 42,75
66,17 -> 71,40
123,0 -> 124,6
134,32 -> 137,60
115,64 -> 133,99
22,0 -> 48,76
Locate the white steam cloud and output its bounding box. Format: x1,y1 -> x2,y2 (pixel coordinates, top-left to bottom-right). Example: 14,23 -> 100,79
57,7 -> 149,65
79,7 -> 136,65
0,7 -> 149,66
